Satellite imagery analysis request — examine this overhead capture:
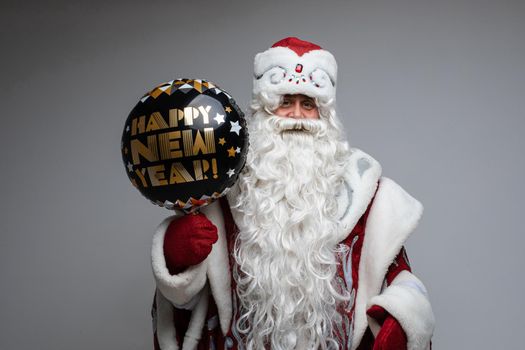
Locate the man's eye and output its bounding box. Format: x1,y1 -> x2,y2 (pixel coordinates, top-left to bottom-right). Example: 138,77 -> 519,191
302,101 -> 314,109
281,99 -> 291,107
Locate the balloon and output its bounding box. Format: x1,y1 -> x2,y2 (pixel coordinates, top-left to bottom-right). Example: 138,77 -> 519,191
121,78 -> 248,213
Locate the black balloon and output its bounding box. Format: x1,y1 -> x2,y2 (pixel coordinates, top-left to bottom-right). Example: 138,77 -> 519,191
121,79 -> 248,212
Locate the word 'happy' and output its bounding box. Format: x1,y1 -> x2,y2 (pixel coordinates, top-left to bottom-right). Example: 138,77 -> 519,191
131,106 -> 212,136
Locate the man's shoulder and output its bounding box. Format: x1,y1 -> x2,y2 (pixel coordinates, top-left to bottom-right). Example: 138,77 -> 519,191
339,148 -> 422,214
366,176 -> 424,240
336,148 -> 423,242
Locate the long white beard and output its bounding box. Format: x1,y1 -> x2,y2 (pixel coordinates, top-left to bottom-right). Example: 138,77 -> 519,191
228,109 -> 352,349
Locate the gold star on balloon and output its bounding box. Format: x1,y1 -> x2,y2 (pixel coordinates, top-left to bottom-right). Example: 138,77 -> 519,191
227,147 -> 236,157
225,106 -> 232,113
218,138 -> 226,146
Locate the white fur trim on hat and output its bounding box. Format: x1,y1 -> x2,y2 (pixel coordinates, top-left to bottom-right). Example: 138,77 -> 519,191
253,38 -> 337,107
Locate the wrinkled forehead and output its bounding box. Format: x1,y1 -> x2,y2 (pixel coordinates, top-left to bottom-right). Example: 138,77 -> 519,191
281,93 -> 316,102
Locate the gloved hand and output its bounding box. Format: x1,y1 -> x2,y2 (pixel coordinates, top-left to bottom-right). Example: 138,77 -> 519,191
367,305 -> 408,350
163,213 -> 218,275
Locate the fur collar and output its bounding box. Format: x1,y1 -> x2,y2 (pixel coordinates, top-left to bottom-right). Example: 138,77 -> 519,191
335,148 -> 382,241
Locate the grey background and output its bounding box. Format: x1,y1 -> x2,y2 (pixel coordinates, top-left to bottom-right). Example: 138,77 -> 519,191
1,0 -> 524,349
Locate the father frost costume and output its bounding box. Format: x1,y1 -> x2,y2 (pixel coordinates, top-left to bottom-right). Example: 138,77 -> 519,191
150,37 -> 435,350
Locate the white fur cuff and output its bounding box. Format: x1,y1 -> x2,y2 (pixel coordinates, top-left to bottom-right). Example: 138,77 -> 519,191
367,271 -> 435,350
151,216 -> 208,307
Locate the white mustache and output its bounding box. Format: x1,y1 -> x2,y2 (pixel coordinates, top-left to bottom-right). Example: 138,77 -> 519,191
266,115 -> 327,134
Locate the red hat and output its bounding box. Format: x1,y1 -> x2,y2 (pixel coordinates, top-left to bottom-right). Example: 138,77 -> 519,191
253,37 -> 337,107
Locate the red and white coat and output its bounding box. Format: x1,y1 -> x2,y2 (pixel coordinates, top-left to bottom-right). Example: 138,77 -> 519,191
150,149 -> 435,350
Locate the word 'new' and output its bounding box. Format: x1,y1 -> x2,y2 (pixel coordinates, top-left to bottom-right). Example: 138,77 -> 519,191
131,128 -> 216,165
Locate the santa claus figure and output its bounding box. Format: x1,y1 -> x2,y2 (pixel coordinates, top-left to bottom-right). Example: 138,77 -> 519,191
150,37 -> 435,350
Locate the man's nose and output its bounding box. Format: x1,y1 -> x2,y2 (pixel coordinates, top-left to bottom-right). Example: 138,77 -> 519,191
289,101 -> 303,118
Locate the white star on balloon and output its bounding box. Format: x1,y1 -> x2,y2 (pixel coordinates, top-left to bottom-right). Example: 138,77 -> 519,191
235,147 -> 241,154
125,125 -> 130,132
227,168 -> 235,177
127,162 -> 133,172
230,121 -> 242,135
214,113 -> 225,124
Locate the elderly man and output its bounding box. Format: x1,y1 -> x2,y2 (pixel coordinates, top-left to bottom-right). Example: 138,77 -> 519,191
151,37 -> 435,350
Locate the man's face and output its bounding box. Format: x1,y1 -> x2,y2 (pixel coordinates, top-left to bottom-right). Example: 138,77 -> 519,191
273,94 -> 319,119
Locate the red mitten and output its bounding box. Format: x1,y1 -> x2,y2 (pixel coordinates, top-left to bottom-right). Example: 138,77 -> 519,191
367,305 -> 407,350
163,213 -> 218,275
